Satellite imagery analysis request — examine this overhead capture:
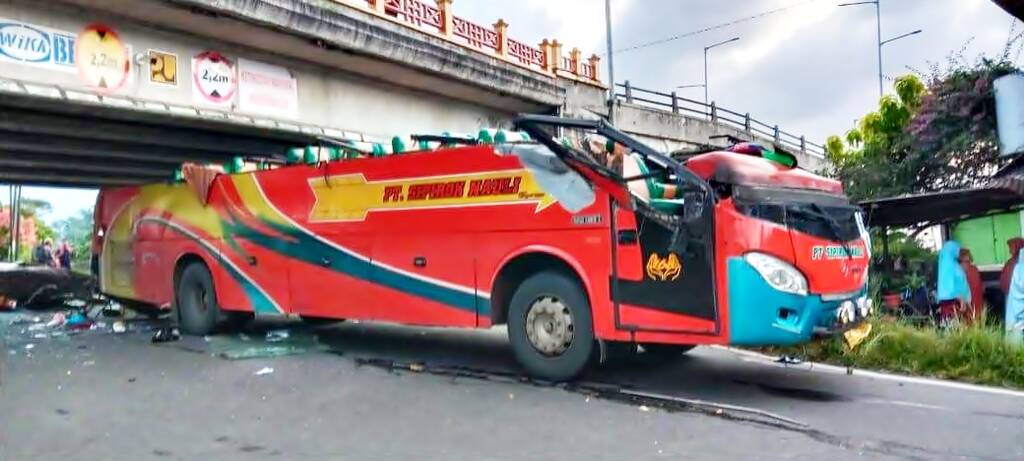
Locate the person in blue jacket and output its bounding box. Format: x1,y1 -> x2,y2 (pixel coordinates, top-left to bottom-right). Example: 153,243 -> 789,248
1005,247 -> 1024,344
936,240 -> 970,326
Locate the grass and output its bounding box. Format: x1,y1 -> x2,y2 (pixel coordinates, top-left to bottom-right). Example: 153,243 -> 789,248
762,317 -> 1024,389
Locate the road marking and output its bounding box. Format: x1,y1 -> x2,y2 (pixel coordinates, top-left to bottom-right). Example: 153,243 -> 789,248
861,398 -> 949,411
713,346 -> 1024,399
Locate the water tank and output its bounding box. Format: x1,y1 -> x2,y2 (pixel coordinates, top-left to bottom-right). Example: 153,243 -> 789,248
995,72 -> 1024,157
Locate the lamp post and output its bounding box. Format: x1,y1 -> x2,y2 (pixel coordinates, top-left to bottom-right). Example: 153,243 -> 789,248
839,0 -> 921,97
703,37 -> 740,109
604,0 -> 616,120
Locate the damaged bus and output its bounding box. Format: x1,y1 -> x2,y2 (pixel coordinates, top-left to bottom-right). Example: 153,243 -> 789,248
93,115 -> 871,380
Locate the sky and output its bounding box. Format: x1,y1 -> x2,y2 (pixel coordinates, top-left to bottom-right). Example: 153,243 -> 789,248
5,0 -> 1018,225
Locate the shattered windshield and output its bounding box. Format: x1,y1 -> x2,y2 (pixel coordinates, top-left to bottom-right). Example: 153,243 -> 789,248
500,143 -> 596,213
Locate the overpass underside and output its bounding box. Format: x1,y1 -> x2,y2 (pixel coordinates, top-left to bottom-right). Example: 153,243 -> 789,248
0,0 -> 606,188
0,81 -> 325,188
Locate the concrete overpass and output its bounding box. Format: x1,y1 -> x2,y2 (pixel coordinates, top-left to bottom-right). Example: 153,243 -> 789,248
0,0 -> 826,188
611,82 -> 827,172
0,0 -> 607,187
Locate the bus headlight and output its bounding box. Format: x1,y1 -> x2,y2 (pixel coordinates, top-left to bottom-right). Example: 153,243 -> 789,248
744,252 -> 808,296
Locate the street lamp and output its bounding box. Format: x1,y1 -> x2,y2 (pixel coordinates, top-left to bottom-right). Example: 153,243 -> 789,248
839,1 -> 882,96
703,37 -> 740,109
839,1 -> 922,97
604,0 -> 616,117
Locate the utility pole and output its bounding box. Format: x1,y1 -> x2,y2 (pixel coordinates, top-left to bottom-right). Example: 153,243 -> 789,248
604,0 -> 616,122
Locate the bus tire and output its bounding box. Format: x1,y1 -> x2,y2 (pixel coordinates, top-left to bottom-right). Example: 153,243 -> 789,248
641,343 -> 696,359
508,271 -> 594,381
175,262 -> 223,335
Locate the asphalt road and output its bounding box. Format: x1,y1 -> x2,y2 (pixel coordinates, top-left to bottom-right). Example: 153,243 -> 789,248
1,313 -> 1022,461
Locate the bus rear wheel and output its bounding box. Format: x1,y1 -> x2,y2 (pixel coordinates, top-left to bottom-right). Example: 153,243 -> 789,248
508,271 -> 594,381
176,262 -> 226,335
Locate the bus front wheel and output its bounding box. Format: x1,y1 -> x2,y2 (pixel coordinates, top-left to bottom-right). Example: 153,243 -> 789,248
508,271 -> 594,381
175,262 -> 225,335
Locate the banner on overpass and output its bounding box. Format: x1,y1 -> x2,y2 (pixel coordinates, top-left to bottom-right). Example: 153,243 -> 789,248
238,58 -> 298,119
0,18 -> 76,73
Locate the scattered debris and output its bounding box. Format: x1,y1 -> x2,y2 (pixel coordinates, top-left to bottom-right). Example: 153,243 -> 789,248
82,360 -> 96,367
0,264 -> 94,308
639,405 -> 651,412
112,321 -> 127,334
45,313 -> 66,328
127,377 -> 137,383
265,330 -> 289,342
24,343 -> 34,350
776,355 -> 804,365
151,327 -> 181,343
408,363 -> 425,372
254,367 -> 274,376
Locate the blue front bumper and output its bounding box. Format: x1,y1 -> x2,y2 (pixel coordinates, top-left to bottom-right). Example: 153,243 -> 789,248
727,257 -> 866,346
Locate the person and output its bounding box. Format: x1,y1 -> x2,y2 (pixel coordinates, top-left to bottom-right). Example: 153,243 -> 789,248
1000,237 -> 1024,295
959,248 -> 984,323
57,240 -> 73,271
32,238 -> 56,268
936,240 -> 970,326
1005,247 -> 1024,344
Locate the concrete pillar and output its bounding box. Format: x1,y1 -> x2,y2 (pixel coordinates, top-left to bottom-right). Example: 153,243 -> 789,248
744,113 -> 751,133
588,54 -> 601,81
671,91 -> 679,114
710,102 -> 717,122
550,40 -> 563,72
569,47 -> 582,76
800,135 -> 807,152
624,80 -> 633,103
436,0 -> 453,37
773,125 -> 781,144
493,19 -> 508,57
539,39 -> 552,72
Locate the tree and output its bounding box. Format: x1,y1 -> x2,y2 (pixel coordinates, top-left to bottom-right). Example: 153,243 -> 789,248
825,58 -> 1013,202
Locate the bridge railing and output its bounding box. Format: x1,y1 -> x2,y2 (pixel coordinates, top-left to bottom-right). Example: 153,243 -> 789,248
615,81 -> 825,158
336,0 -> 603,86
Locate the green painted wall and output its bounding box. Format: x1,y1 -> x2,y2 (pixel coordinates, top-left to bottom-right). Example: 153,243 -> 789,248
952,212 -> 1022,266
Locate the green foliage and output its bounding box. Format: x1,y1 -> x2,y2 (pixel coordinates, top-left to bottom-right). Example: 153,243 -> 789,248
766,317 -> 1024,389
825,55 -> 1014,201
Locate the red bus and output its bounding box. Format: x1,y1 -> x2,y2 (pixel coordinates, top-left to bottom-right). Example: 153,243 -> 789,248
93,115 -> 871,380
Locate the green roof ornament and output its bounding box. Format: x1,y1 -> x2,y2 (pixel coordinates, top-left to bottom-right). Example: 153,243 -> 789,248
478,129 -> 494,144
494,130 -> 508,144
303,146 -> 318,165
286,147 -> 303,164
224,156 -> 244,174
392,136 -> 407,154
372,143 -> 386,157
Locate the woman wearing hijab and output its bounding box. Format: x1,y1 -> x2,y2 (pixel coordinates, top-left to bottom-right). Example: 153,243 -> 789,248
937,241 -> 970,326
959,248 -> 984,323
1000,238 -> 1024,295
1005,247 -> 1024,344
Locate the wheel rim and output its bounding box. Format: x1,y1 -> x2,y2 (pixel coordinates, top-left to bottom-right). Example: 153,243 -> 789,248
189,282 -> 209,313
525,296 -> 574,356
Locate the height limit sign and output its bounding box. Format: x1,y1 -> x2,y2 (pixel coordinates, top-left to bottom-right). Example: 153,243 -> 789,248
74,24 -> 129,93
192,51 -> 236,108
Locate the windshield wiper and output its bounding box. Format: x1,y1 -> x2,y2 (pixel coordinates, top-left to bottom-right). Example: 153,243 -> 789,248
790,204 -> 854,259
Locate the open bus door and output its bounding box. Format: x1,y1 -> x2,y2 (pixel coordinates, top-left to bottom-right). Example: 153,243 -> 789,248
514,115 -> 719,334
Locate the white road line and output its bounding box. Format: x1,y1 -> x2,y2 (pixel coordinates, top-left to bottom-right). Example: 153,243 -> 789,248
713,346 -> 1024,399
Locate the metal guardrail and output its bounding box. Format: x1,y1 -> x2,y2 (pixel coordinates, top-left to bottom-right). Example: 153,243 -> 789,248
615,81 -> 825,159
